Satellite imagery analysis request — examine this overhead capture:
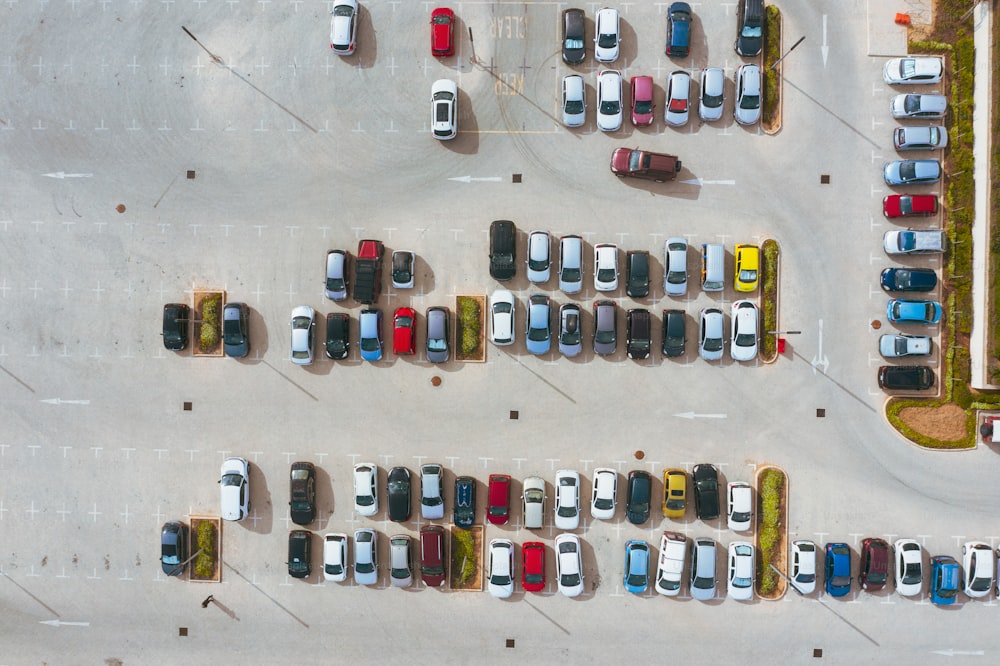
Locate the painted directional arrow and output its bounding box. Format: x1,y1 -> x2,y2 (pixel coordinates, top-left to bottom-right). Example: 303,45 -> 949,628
930,649 -> 985,656
678,178 -> 736,186
448,175 -> 502,183
674,412 -> 727,419
39,619 -> 90,627
811,319 -> 830,375
821,15 -> 829,67
42,172 -> 94,179
40,398 -> 91,405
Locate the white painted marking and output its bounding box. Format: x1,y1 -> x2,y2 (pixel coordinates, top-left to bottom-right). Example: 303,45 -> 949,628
673,412 -> 727,419
40,398 -> 91,405
448,176 -> 503,183
679,178 -> 736,186
39,620 -> 90,627
43,172 -> 93,179
821,15 -> 828,66
811,319 -> 829,374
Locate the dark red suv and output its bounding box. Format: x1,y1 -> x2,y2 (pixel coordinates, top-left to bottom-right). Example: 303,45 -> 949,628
860,538 -> 889,591
487,474 -> 511,525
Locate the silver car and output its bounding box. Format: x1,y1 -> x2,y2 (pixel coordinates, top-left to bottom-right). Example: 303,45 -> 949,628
890,93 -> 947,119
690,537 -> 717,601
663,237 -> 688,296
698,307 -> 724,361
554,469 -> 580,530
664,70 -> 691,127
353,528 -> 378,586
559,235 -> 583,294
699,67 -> 725,122
593,300 -> 617,356
289,305 -> 316,366
558,303 -> 583,357
561,75 -> 586,128
325,250 -> 348,300
425,307 -> 450,363
893,125 -> 948,151
526,230 -> 551,283
420,463 -> 445,520
734,64 -> 761,126
389,535 -> 413,588
594,243 -> 619,291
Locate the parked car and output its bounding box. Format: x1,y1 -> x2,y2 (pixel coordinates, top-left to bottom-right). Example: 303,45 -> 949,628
626,470 -> 652,525
626,250 -> 650,298
387,466 -> 411,522
886,299 -> 942,324
735,0 -> 763,56
893,125 -> 948,151
591,467 -> 618,520
526,231 -> 551,283
358,308 -> 383,361
692,464 -> 719,520
160,521 -> 188,576
883,56 -> 943,84
162,303 -> 189,351
726,482 -> 752,531
431,79 -> 458,140
879,333 -> 931,358
487,538 -> 515,598
930,555 -> 960,605
353,462 -> 378,517
662,468 -> 687,518
593,300 -> 617,356
734,64 -> 761,125
325,249 -> 349,300
894,538 -> 923,597
626,309 -> 652,360
490,289 -> 515,346
730,300 -> 758,362
289,461 -> 316,526
727,542 -> 755,600
325,312 -> 350,360
883,159 -> 941,186
664,237 -> 688,296
220,457 -> 251,521
859,538 -> 889,591
420,525 -> 446,587
883,194 -> 939,218
559,303 -> 583,357
561,75 -> 586,127
430,7 -> 456,57
287,530 -> 312,579
353,528 -> 379,586
554,469 -> 581,530
662,309 -> 687,358
890,93 -> 947,119
522,541 -> 546,592
489,219 -> 517,281
389,534 -> 413,587
222,302 -> 250,358
420,463 -> 445,520
690,537 -> 717,600
453,476 -> 476,528
698,308 -> 725,361
487,474 -> 511,525
329,0 -> 358,54
825,542 -> 852,597
880,267 -> 938,292
624,540 -> 650,594
555,534 -> 584,597
630,75 -> 655,126
391,251 -> 415,289
878,365 -> 935,390
522,476 -> 546,529
790,540 -> 817,594
323,532 -> 348,582
596,70 -> 623,131
289,305 -> 316,365
392,307 -> 417,356
593,7 -> 621,62
425,307 -> 449,363
665,2 -> 692,57
734,244 -> 760,292
699,67 -> 725,121
962,541 -> 994,598
525,294 -> 552,355
655,531 -> 687,596
664,70 -> 691,126
562,8 -> 586,64
559,235 -> 583,294
883,229 -> 946,254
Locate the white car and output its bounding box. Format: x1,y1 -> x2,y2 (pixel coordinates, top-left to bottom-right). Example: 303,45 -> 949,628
883,56 -> 943,84
593,7 -> 620,62
726,482 -> 752,531
487,538 -> 515,598
391,251 -> 415,289
323,533 -> 348,582
526,230 -> 551,283
664,237 -> 688,296
734,64 -> 761,126
699,67 -> 725,122
325,250 -> 348,300
555,533 -> 584,597
730,300 -> 758,362
655,531 -> 687,596
490,289 -> 515,346
664,70 -> 691,127
879,334 -> 932,358
561,75 -> 586,127
962,541 -> 993,598
420,463 -> 445,520
329,0 -> 358,55
789,540 -> 817,595
289,305 -> 316,366
890,93 -> 947,119
522,476 -> 546,529
559,235 -> 584,294
698,308 -> 724,361
590,468 -> 617,520
596,70 -> 623,132
594,243 -> 619,291
727,541 -> 755,600
554,469 -> 581,530
893,125 -> 948,151
431,79 -> 458,140
353,462 -> 379,516
219,457 -> 250,521
389,535 -> 413,587
353,528 -> 378,586
894,539 -> 923,597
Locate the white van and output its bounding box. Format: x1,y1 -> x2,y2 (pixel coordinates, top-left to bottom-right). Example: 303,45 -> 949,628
522,476 -> 546,529
701,243 -> 725,292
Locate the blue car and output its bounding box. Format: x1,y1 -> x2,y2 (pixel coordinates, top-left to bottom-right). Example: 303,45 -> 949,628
359,308 -> 383,361
623,540 -> 650,594
883,159 -> 941,186
825,542 -> 852,597
887,299 -> 942,324
525,294 -> 551,355
665,2 -> 691,57
930,555 -> 960,605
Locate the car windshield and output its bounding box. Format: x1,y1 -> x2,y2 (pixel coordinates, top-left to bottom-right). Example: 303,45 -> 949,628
703,90 -> 723,108
868,571 -> 887,585
333,5 -> 352,17
223,318 -> 243,344
704,335 -> 723,352
597,267 -> 616,282
634,99 -> 652,115
562,267 -> 581,282
427,336 -> 446,352
739,268 -> 757,283
904,95 -> 920,113
598,32 -> 617,48
326,562 -> 343,575
739,91 -> 760,110
356,556 -> 374,574
901,59 -> 916,78
595,326 -> 615,344
526,571 -> 544,584
433,14 -> 450,25
327,275 -> 344,291
600,99 -> 620,115
221,473 -> 243,487
901,562 -> 920,584
736,331 -> 755,347
528,325 -> 548,342
668,269 -> 686,284
361,336 -> 380,352
741,25 -> 762,38
796,571 -> 816,583
565,98 -> 584,114
162,545 -> 179,565
565,37 -> 584,49
393,267 -> 411,282
899,162 -> 916,180
493,303 -> 512,315
525,489 -> 543,503
396,315 -> 413,329
594,496 -> 613,510
292,316 -> 311,330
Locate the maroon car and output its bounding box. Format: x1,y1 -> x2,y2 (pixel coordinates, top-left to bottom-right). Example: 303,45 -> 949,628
430,7 -> 455,57
860,538 -> 890,591
883,194 -> 938,219
487,474 -> 511,525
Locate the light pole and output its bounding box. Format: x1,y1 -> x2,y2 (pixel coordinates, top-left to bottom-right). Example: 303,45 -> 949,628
771,35 -> 805,70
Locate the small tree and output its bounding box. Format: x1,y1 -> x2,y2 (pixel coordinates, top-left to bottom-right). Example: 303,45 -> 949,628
199,294 -> 222,352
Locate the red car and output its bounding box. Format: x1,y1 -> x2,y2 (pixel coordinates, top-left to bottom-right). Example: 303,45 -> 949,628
487,474 -> 511,525
393,307 -> 417,355
522,541 -> 546,592
883,194 -> 938,218
430,7 -> 456,57
630,75 -> 654,126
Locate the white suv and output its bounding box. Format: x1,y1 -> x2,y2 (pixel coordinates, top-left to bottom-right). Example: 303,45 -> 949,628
554,470 -> 580,530
220,457 -> 250,521
590,468 -> 617,520
353,463 -> 379,516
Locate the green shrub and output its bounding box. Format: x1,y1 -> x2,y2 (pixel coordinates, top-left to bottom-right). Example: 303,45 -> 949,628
756,468 -> 785,596
457,297 -> 481,357
451,529 -> 476,583
760,240 -> 780,359
194,521 -> 216,578
762,6 -> 781,124
198,294 -> 221,352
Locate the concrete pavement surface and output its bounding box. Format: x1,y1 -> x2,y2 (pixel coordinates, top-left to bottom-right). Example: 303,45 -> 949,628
1,1 -> 997,662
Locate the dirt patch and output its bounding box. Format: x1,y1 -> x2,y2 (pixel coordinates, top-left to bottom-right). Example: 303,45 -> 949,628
898,403 -> 968,441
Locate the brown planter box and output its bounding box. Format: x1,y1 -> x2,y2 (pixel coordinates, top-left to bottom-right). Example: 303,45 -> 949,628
189,516 -> 222,582
455,295 -> 486,362
192,290 -> 225,357
449,525 -> 484,590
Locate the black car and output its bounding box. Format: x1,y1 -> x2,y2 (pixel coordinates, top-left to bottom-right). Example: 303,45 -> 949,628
626,309 -> 652,360
160,521 -> 188,576
325,312 -> 350,360
662,309 -> 687,357
489,220 -> 517,281
665,2 -> 692,57
222,302 -> 250,358
454,476 -> 476,528
735,0 -> 763,57
878,365 -> 935,390
562,8 -> 586,64
879,267 -> 938,293
626,471 -> 652,525
289,461 -> 316,525
693,464 -> 720,520
626,251 -> 650,298
387,466 -> 412,522
287,530 -> 312,579
162,303 -> 189,351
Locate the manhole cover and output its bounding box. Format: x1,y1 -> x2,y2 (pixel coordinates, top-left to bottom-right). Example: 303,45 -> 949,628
430,376 -> 442,387
115,204 -> 126,214
871,320 -> 882,330
634,450 -> 645,460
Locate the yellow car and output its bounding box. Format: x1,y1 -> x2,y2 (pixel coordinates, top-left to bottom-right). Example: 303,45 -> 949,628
734,244 -> 760,292
662,468 -> 687,518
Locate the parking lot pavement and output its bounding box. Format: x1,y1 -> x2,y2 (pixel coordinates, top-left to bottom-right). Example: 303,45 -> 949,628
2,0 -> 1000,661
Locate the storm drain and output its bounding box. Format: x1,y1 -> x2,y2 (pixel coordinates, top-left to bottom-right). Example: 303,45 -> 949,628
813,648 -> 823,657
187,170 -> 196,179
816,408 -> 825,418
505,639 -> 515,648
183,402 -> 193,411
512,174 -> 522,183
820,175 -> 830,184
509,410 -> 519,420
179,628 -> 188,637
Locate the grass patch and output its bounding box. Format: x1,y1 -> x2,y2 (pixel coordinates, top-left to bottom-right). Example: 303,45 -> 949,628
198,293 -> 221,352
194,521 -> 217,579
756,468 -> 785,596
762,5 -> 781,125
760,239 -> 780,359
451,528 -> 476,584
457,296 -> 481,357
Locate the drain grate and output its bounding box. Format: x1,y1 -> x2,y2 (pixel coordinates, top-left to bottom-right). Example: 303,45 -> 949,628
183,402 -> 192,411
509,410 -> 519,420
820,175 -> 830,184
505,639 -> 515,648
179,627 -> 188,637
816,408 -> 825,418
187,170 -> 196,179
512,174 -> 522,183
813,648 -> 823,658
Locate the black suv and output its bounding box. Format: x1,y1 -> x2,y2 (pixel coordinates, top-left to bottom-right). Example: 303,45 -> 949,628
626,251 -> 650,298
626,309 -> 652,360
662,309 -> 686,357
387,466 -> 412,522
878,365 -> 934,391
626,471 -> 652,525
454,476 -> 476,528
289,461 -> 316,526
735,0 -> 763,57
325,312 -> 350,360
287,530 -> 312,579
162,303 -> 189,351
489,220 -> 517,281
693,464 -> 720,520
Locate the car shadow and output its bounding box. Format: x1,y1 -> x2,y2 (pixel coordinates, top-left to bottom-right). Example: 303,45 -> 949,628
246,462 -> 273,536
